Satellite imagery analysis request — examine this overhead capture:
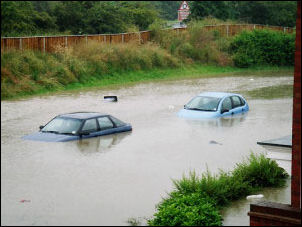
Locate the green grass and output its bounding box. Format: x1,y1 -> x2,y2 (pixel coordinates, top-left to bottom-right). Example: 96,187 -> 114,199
1,62 -> 293,101
147,153 -> 289,226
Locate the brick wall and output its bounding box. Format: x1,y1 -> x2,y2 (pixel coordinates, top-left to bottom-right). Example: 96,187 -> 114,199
291,0 -> 301,209
249,1 -> 301,225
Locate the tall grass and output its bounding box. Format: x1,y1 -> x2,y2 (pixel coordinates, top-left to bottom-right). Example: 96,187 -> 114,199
147,153 -> 289,226
150,20 -> 233,66
1,41 -> 180,99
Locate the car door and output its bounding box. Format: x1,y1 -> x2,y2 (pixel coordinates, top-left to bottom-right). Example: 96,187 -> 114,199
220,97 -> 233,116
96,116 -> 116,136
231,95 -> 245,115
80,118 -> 99,139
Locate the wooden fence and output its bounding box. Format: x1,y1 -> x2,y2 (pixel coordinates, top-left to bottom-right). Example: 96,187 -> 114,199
1,24 -> 295,53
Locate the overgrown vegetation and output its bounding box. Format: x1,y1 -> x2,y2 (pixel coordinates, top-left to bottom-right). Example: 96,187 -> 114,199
150,20 -> 295,67
1,1 -> 297,37
1,41 -> 179,99
147,153 -> 289,226
1,20 -> 295,100
150,20 -> 234,66
230,29 -> 296,67
188,1 -> 297,27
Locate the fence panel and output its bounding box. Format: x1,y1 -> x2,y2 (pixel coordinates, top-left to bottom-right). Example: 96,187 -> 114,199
110,34 -> 123,43
21,37 -> 44,51
229,24 -> 254,36
1,25 -> 295,53
1,38 -> 19,51
140,31 -> 151,44
87,35 -> 103,43
124,33 -> 140,43
45,36 -> 66,52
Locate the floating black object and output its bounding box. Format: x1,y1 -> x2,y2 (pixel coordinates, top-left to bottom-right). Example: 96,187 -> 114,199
104,96 -> 118,102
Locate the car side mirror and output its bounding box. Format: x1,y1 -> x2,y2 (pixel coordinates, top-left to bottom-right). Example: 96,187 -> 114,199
79,132 -> 90,137
221,109 -> 229,114
39,125 -> 44,130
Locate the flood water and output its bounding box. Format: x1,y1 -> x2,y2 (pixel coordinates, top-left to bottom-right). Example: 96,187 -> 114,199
1,75 -> 293,226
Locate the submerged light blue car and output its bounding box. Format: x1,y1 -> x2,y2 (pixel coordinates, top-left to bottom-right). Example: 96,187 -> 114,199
23,112 -> 132,142
178,92 -> 249,119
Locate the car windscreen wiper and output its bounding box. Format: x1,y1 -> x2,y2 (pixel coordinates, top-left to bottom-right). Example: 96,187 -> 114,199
60,132 -> 77,136
187,108 -> 214,111
42,130 -> 59,134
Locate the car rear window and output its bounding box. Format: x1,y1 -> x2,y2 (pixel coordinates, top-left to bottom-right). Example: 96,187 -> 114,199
231,96 -> 242,108
110,116 -> 126,127
98,117 -> 114,130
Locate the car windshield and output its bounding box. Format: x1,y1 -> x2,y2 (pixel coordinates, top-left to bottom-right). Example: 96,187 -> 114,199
185,96 -> 221,111
41,117 -> 83,134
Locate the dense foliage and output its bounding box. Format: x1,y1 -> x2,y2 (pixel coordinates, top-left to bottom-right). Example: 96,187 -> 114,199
188,1 -> 297,27
1,19 -> 296,99
230,29 -> 295,67
1,1 -> 297,37
148,193 -> 222,226
147,153 -> 289,226
1,1 -> 159,36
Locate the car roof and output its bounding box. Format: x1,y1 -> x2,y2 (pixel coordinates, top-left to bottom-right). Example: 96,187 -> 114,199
58,112 -> 108,120
197,92 -> 242,99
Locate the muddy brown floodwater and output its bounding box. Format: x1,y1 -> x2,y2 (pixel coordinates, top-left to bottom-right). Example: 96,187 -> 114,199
1,75 -> 293,226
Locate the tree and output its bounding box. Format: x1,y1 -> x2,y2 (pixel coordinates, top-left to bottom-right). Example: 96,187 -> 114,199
1,1 -> 36,36
188,1 -> 231,21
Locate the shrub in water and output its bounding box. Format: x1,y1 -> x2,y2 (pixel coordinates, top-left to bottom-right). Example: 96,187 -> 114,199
148,192 -> 222,226
232,153 -> 289,188
148,153 -> 289,226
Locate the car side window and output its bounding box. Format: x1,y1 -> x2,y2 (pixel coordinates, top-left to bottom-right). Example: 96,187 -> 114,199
98,117 -> 114,130
231,96 -> 242,108
110,116 -> 126,127
239,97 -> 246,105
82,119 -> 98,132
222,97 -> 232,111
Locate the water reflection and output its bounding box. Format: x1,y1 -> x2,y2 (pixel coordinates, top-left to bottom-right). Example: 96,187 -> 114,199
184,112 -> 248,128
1,76 -> 293,226
74,132 -> 132,155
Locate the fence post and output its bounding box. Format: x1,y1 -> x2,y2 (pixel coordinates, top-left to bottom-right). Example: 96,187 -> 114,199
65,36 -> 68,48
43,37 -> 46,53
284,27 -> 286,33
104,35 -> 106,43
86,35 -> 88,45
226,25 -> 229,37
138,32 -> 141,44
19,38 -> 22,50
122,34 -> 124,43
254,24 -> 256,30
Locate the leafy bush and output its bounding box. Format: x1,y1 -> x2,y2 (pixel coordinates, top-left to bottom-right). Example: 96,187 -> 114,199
229,29 -> 295,67
148,153 -> 288,226
148,193 -> 222,226
232,153 -> 289,188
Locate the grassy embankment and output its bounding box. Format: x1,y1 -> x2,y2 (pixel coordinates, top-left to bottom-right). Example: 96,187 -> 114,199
146,153 -> 289,226
0,45 -> 293,101
1,21 -> 295,100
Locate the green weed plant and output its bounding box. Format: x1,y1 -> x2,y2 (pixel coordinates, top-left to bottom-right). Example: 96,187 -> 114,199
148,153 -> 288,226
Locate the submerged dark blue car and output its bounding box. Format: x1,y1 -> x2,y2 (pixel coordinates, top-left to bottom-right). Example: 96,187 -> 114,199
23,112 -> 132,142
